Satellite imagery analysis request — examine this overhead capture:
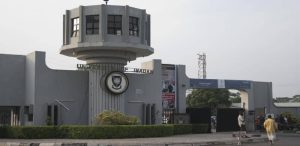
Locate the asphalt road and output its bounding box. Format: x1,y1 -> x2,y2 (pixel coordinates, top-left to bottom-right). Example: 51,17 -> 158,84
240,133 -> 300,146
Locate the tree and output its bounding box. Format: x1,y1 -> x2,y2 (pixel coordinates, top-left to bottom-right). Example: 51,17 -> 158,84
229,91 -> 241,103
229,97 -> 241,103
186,89 -> 231,110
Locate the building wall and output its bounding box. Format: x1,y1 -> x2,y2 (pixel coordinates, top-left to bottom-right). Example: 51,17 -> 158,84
239,81 -> 273,131
124,61 -> 189,124
252,82 -> 273,113
5,51 -> 294,127
176,65 -> 189,113
125,60 -> 162,124
25,52 -> 36,106
0,54 -> 25,106
31,52 -> 89,125
272,106 -> 300,117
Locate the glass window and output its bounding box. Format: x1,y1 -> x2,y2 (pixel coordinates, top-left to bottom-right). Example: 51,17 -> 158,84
129,16 -> 139,37
86,15 -> 99,35
107,15 -> 122,35
71,17 -> 80,37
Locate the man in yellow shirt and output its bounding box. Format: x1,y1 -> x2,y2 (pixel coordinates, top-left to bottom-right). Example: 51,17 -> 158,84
264,115 -> 277,145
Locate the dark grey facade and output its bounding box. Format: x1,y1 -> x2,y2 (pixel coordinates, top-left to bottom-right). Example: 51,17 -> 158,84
0,51 -> 188,126
0,52 -> 89,125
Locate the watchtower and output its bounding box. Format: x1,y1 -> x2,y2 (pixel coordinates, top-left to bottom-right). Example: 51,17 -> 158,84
60,3 -> 153,124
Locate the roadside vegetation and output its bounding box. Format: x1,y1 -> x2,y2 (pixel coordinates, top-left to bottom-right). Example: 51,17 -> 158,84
0,111 -> 209,139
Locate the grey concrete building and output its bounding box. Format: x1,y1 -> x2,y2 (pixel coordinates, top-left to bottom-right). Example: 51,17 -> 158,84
1,3 -> 296,132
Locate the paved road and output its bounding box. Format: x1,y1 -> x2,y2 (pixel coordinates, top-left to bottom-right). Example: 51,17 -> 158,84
240,133 -> 300,146
0,132 -> 267,146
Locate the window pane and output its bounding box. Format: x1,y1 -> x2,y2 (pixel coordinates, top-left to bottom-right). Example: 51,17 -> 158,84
75,18 -> 79,24
108,22 -> 115,27
94,23 -> 99,28
107,15 -> 123,35
115,23 -> 122,28
108,28 -> 114,34
71,17 -> 80,37
116,30 -> 122,35
87,16 -> 91,22
94,29 -> 99,34
86,23 -> 93,28
86,15 -> 99,35
86,29 -> 93,34
129,16 -> 139,36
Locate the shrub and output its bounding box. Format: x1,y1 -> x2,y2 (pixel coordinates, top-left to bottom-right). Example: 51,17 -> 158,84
281,112 -> 299,124
0,125 -> 174,139
173,124 -> 193,135
0,126 -> 57,139
95,110 -> 139,125
0,124 -> 210,139
192,124 -> 210,133
22,126 -> 57,138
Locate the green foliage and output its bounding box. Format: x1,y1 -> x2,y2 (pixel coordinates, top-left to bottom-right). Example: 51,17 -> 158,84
192,124 -> 210,133
173,124 -> 193,134
95,110 -> 139,125
171,124 -> 210,134
186,89 -> 231,108
229,96 -> 241,103
281,112 -> 299,124
0,124 -> 209,139
0,126 -> 57,139
46,116 -> 53,126
229,97 -> 241,103
0,125 -> 175,139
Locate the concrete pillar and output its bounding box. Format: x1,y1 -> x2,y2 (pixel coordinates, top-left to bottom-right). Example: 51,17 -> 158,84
88,64 -> 125,125
241,90 -> 255,132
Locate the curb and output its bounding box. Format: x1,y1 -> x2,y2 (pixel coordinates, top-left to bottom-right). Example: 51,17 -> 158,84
0,138 -> 269,146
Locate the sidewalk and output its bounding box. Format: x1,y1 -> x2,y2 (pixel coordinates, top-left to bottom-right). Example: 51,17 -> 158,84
0,132 -> 268,146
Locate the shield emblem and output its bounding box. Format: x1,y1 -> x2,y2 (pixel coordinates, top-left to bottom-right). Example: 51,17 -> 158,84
112,75 -> 122,89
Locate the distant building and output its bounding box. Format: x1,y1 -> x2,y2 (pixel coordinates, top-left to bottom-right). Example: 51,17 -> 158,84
275,97 -> 292,103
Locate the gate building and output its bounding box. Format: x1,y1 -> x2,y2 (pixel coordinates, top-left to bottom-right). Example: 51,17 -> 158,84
0,3 -> 279,132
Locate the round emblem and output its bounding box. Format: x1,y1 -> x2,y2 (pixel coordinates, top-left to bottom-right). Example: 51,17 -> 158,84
105,71 -> 129,94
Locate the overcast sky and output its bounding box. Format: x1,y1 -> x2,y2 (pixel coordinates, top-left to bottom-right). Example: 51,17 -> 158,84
0,0 -> 299,98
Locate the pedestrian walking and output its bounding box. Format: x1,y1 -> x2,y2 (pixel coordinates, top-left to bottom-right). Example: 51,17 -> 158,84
264,115 -> 277,145
238,111 -> 247,137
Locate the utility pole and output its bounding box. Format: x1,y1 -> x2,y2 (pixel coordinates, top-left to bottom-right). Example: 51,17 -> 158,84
197,53 -> 207,79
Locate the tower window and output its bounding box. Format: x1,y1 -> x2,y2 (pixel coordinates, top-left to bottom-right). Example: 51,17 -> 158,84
129,17 -> 139,37
86,15 -> 99,35
71,17 -> 80,37
107,15 -> 122,35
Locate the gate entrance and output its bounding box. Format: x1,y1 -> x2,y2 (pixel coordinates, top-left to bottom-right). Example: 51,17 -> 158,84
186,107 -> 211,133
216,108 -> 243,132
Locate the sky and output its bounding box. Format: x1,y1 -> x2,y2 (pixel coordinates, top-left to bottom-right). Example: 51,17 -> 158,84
0,0 -> 299,98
